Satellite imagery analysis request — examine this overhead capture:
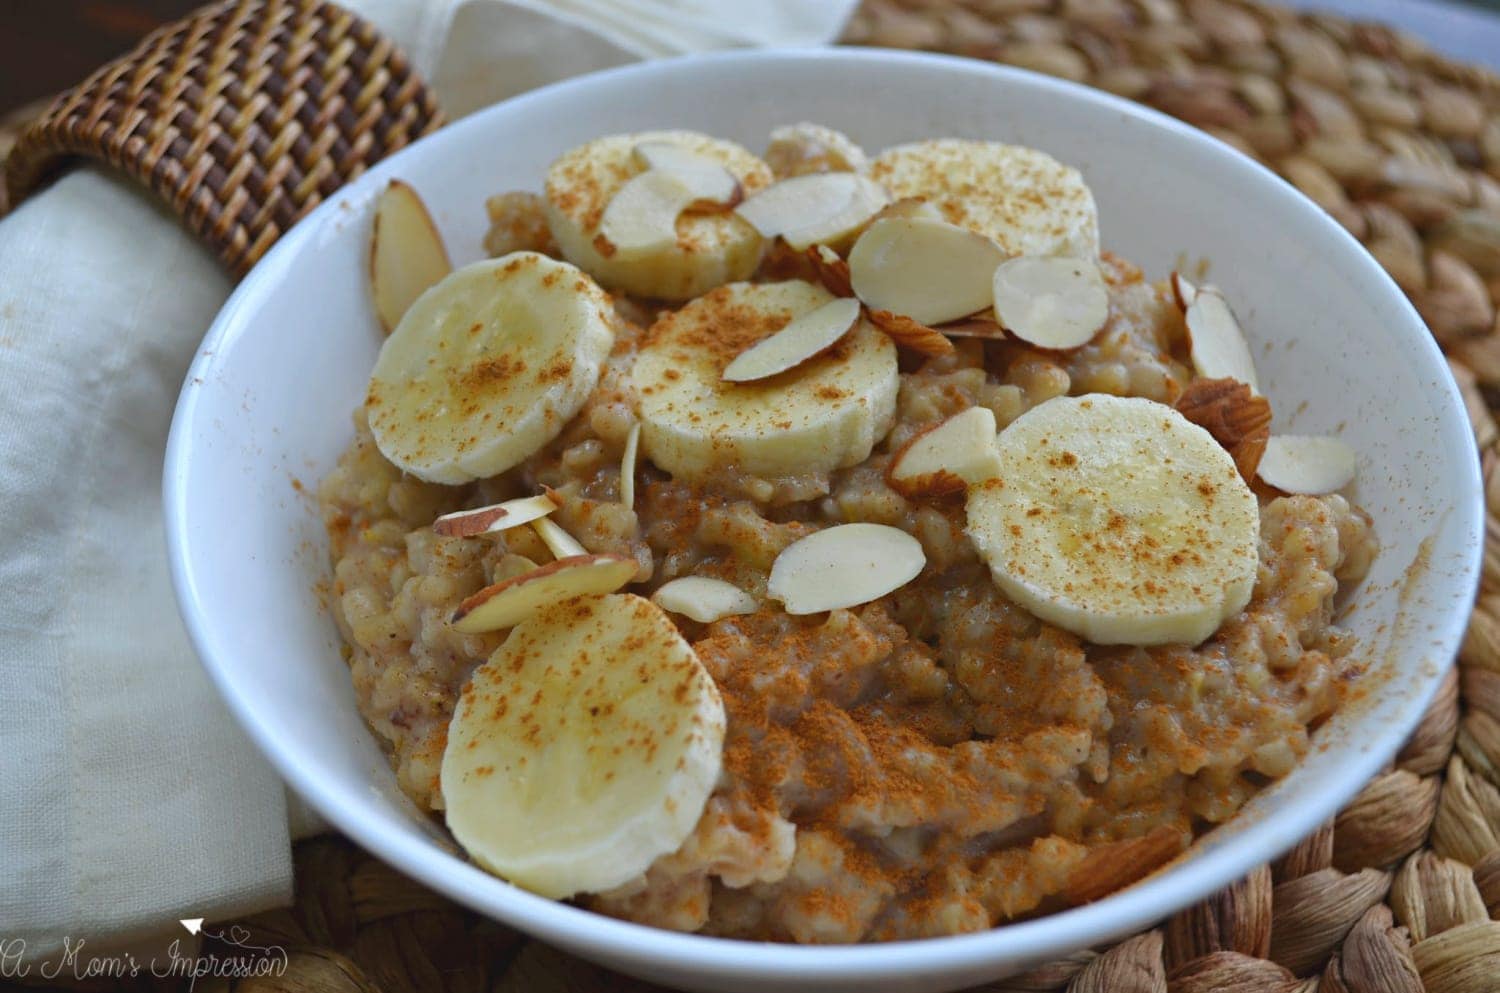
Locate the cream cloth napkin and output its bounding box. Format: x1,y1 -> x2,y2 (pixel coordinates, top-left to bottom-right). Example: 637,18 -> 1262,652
0,0 -> 856,962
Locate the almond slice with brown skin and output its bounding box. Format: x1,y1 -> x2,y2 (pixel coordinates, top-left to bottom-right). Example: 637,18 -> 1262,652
991,256 -> 1110,350
722,297 -> 862,383
370,179 -> 452,333
735,172 -> 889,251
887,406 -> 1001,497
1064,825 -> 1184,905
597,166 -> 742,259
806,245 -> 853,297
620,422 -> 641,510
865,308 -> 956,357
937,314 -> 1007,339
1171,271 -> 1199,311
450,554 -> 637,634
1256,435 -> 1357,494
849,217 -> 1008,325
651,576 -> 758,623
432,493 -> 558,538
767,523 -> 926,615
1173,377 -> 1273,482
1185,288 -> 1260,393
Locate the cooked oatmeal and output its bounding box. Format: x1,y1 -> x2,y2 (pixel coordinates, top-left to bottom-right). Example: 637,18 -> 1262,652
320,128 -> 1376,942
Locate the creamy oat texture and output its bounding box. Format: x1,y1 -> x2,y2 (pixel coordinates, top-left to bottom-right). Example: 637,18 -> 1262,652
321,242 -> 1376,940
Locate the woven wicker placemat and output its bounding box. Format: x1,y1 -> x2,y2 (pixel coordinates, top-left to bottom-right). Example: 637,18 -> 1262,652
5,0 -> 1500,990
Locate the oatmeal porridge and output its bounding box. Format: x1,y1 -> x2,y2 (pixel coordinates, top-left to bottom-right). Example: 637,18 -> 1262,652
320,126 -> 1376,943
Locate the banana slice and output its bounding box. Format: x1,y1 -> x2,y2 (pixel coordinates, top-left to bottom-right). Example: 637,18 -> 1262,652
967,394 -> 1260,646
866,139 -> 1099,258
366,252 -> 616,484
630,280 -> 899,480
544,130 -> 772,301
441,593 -> 725,899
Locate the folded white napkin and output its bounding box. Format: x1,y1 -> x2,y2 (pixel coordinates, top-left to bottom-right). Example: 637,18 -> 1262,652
0,0 -> 855,960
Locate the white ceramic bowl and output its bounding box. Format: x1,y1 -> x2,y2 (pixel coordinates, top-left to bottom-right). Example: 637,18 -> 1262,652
165,49 -> 1482,993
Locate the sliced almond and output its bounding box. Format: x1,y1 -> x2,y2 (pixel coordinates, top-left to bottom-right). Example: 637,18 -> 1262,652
767,523 -> 926,615
722,297 -> 862,383
370,179 -> 452,333
1171,271 -> 1199,311
807,244 -> 853,298
765,121 -> 867,177
848,217 -> 1008,326
735,173 -> 889,251
1185,288 -> 1260,393
450,554 -> 637,634
991,256 -> 1110,350
651,576 -> 758,623
597,166 -> 742,258
531,516 -> 587,559
865,308 -> 956,357
632,141 -> 723,175
887,406 -> 1001,497
1256,435 -> 1357,494
621,421 -> 641,510
938,314 -> 1008,339
432,493 -> 557,538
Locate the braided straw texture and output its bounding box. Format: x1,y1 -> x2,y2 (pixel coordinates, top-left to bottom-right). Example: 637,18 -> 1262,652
1,0 -> 443,277
4,0 -> 1500,990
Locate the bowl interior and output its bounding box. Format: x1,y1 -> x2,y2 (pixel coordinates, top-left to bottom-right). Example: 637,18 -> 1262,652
166,49 -> 1482,993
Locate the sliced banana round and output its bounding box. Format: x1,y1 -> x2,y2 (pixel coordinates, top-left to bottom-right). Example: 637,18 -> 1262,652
441,593 -> 725,899
967,394 -> 1260,647
866,139 -> 1100,259
544,130 -> 771,301
631,280 -> 899,480
366,252 -> 616,484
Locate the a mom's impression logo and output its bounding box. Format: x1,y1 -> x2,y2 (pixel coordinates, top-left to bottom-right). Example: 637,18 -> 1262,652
0,918 -> 288,990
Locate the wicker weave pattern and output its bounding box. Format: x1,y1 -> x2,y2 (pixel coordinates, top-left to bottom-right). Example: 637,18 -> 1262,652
2,0 -> 443,277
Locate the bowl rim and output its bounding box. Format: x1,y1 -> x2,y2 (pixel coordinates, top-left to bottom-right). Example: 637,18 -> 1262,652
165,46 -> 1483,985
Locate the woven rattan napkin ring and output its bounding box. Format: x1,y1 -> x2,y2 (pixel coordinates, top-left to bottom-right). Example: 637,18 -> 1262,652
2,0 -> 443,278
